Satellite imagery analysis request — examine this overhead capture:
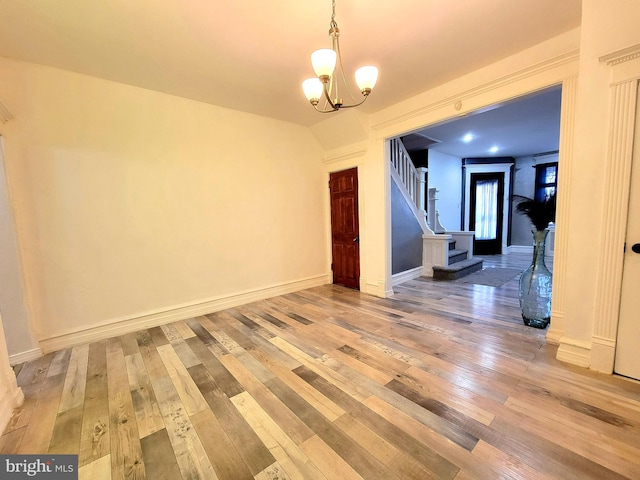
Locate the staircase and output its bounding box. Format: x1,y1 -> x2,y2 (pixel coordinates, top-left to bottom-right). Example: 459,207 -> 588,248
432,239 -> 484,280
389,137 -> 483,281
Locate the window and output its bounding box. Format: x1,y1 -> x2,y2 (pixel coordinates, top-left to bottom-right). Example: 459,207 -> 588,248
535,162 -> 557,202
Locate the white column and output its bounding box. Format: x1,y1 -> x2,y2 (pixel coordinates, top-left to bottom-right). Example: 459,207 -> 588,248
590,54 -> 640,372
546,75 -> 577,344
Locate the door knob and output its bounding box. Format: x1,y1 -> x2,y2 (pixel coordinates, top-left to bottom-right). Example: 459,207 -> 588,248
632,243 -> 640,254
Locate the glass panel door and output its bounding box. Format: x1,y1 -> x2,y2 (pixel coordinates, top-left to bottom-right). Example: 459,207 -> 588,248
474,179 -> 499,240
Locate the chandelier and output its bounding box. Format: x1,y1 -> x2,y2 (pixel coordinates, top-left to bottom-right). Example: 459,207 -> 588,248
302,0 -> 379,113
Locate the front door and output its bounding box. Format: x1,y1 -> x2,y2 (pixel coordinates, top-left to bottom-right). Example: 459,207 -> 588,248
329,168 -> 360,289
614,88 -> 640,381
470,172 -> 504,255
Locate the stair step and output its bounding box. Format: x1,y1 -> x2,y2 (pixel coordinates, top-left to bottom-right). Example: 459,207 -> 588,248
433,258 -> 484,281
448,249 -> 468,264
447,239 -> 457,250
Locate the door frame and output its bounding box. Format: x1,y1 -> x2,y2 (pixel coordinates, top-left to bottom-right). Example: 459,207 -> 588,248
469,172 -> 505,255
463,162 -> 513,254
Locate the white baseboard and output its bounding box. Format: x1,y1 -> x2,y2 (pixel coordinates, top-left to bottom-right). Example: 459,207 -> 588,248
508,245 -> 554,256
363,279 -> 391,298
556,336 -> 592,368
590,336 -> 616,374
392,266 -> 423,286
39,273 -> 330,353
9,348 -> 43,366
509,245 -> 534,254
546,310 -> 565,345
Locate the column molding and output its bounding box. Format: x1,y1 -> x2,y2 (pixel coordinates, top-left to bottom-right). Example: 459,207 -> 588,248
590,45 -> 640,372
547,75 -> 577,344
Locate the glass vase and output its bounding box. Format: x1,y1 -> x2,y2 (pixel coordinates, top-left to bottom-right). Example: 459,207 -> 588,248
518,228 -> 552,328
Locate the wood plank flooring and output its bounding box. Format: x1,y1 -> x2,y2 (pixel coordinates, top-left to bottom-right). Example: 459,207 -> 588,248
3,253 -> 640,479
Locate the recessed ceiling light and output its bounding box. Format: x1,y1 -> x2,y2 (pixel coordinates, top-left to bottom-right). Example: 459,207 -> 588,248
462,133 -> 474,143
489,146 -> 499,153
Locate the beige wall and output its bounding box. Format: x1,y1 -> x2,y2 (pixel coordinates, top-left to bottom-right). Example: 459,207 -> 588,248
0,58 -> 329,351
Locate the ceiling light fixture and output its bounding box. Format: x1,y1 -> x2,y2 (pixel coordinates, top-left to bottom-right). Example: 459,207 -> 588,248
302,0 -> 379,113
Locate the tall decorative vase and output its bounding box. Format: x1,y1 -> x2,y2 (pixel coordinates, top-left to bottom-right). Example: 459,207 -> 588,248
519,228 -> 552,328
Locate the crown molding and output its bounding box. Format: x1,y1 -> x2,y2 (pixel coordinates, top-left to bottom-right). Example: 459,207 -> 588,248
599,43 -> 640,66
371,49 -> 579,132
322,144 -> 368,165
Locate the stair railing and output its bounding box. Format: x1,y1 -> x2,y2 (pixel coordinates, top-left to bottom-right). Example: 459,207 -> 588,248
389,138 -> 425,213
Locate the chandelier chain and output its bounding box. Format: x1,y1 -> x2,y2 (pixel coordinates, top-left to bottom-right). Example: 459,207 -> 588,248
330,0 -> 337,28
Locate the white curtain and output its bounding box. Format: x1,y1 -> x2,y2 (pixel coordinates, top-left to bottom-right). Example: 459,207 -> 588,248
475,179 -> 498,240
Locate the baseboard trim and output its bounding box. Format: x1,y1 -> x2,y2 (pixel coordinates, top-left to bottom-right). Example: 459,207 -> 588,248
546,311 -> 565,345
509,245 -> 533,254
362,280 -> 391,298
590,336 -> 616,374
391,266 -> 423,286
9,348 -> 43,366
39,273 -> 330,353
556,336 -> 592,368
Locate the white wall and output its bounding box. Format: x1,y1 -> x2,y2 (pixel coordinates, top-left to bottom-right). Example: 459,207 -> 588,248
426,150 -> 462,230
0,57 -> 329,352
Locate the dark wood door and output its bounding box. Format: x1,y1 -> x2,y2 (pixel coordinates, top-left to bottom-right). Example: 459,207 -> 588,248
470,172 -> 504,255
329,168 -> 360,290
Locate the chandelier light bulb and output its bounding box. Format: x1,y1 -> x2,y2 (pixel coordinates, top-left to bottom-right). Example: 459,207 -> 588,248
311,49 -> 337,78
302,78 -> 324,103
355,66 -> 379,94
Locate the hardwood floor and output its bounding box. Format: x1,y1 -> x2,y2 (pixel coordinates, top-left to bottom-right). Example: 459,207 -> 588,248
2,253 -> 640,479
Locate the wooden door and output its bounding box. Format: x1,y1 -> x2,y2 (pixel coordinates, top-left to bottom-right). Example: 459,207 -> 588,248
470,172 -> 504,255
329,168 -> 360,290
615,90 -> 640,381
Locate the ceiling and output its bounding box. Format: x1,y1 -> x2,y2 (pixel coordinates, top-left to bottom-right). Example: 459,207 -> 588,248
0,1 -> 581,127
403,86 -> 563,159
